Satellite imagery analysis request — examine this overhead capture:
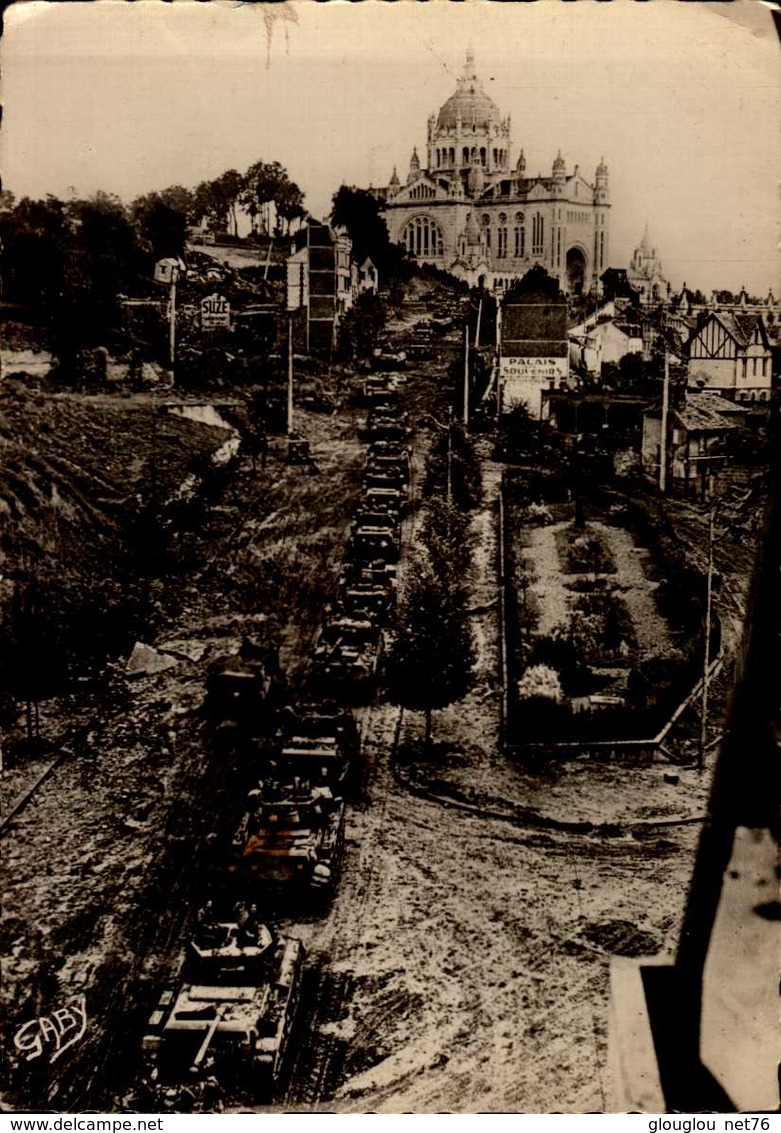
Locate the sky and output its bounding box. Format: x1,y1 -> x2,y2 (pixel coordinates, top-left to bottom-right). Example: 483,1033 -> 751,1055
2,0 -> 779,294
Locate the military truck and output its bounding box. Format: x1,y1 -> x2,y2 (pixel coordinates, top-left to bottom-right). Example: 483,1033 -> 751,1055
203,637 -> 285,742
141,917 -> 305,1103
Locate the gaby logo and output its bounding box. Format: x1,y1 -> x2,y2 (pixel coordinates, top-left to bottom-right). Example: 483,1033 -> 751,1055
13,996 -> 87,1064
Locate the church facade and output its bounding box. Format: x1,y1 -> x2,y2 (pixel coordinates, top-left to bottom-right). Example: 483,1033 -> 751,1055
378,50 -> 610,295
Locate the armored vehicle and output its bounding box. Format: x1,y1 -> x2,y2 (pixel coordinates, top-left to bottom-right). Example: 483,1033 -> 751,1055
339,557 -> 397,591
230,781 -> 345,897
142,917 -> 305,1102
337,579 -> 395,624
313,615 -> 383,691
371,348 -> 407,372
271,703 -> 359,790
347,524 -> 400,564
361,485 -> 405,515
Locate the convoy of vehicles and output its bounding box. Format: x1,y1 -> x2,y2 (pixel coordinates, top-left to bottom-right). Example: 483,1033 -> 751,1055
139,328 -> 423,1110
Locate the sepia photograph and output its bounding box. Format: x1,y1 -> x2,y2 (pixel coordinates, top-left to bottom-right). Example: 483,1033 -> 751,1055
0,0 -> 778,1116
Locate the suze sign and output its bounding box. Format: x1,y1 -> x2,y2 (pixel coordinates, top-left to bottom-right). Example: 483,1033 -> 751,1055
200,293 -> 231,330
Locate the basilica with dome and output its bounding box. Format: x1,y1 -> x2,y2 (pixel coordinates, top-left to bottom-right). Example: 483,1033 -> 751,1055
378,49 -> 610,294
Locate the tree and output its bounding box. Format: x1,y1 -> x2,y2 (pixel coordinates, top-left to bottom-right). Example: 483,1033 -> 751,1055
386,546 -> 474,752
132,196 -> 188,260
0,194 -> 145,374
337,291 -> 386,359
156,185 -> 196,218
424,419 -> 482,510
241,160 -> 290,236
274,178 -> 306,235
420,497 -> 473,588
0,576 -> 69,745
330,185 -> 403,282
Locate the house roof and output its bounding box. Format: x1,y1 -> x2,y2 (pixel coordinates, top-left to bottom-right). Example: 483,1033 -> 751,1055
718,311 -> 760,346
691,310 -> 766,350
674,392 -> 739,433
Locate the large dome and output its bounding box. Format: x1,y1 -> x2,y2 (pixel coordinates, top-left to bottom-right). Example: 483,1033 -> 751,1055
437,85 -> 501,130
436,49 -> 501,131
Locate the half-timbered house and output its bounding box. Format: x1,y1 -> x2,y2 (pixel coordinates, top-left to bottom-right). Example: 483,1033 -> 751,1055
686,311 -> 772,402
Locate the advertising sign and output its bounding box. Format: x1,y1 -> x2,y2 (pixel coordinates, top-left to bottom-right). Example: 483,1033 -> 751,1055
499,355 -> 568,418
200,293 -> 231,330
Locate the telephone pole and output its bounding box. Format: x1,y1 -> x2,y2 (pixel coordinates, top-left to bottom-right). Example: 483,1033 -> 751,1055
168,273 -> 177,382
287,313 -> 294,435
659,350 -> 670,493
698,505 -> 716,770
463,322 -> 470,428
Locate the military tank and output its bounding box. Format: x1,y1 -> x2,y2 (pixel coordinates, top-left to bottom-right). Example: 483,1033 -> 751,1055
141,915 -> 305,1104
273,702 -> 360,789
229,781 -> 345,898
313,614 -> 384,692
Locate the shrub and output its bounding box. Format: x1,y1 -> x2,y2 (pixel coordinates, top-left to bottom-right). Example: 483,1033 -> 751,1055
518,663 -> 564,703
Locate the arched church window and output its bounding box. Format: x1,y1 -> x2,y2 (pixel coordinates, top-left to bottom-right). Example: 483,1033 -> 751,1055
449,148 -> 455,165
480,148 -> 487,166
497,215 -> 508,259
532,213 -> 544,256
401,215 -> 444,260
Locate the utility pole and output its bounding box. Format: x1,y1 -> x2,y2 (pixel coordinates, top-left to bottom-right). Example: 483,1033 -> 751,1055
287,313 -> 294,435
263,235 -> 274,281
495,301 -> 503,425
698,505 -> 716,771
168,271 -> 177,383
474,296 -> 483,349
463,322 -> 470,428
659,350 -> 670,494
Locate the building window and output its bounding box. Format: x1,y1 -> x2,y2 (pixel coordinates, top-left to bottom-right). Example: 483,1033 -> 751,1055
402,215 -> 444,259
480,147 -> 486,166
532,213 -> 544,256
497,213 -> 508,259
462,147 -> 469,165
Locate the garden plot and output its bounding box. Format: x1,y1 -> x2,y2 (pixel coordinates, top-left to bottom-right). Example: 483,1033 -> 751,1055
505,490 -> 694,744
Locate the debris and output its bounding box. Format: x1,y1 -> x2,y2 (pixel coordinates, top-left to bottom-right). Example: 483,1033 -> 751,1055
125,642 -> 182,679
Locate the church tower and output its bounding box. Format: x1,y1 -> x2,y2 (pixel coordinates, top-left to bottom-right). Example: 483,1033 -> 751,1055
380,49 -> 610,294
426,48 -> 511,193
